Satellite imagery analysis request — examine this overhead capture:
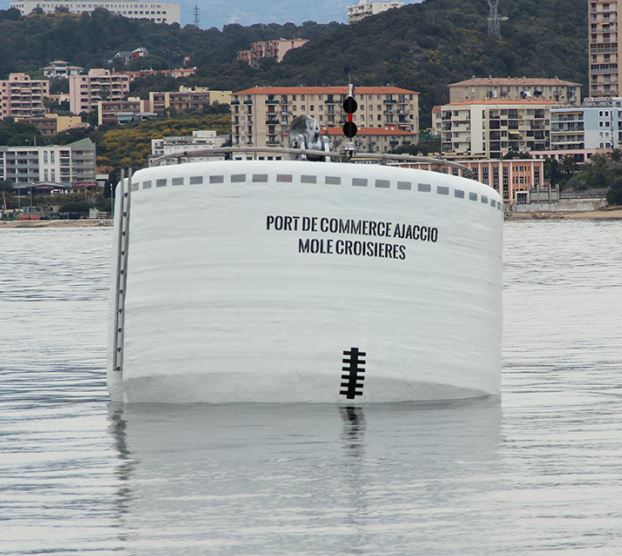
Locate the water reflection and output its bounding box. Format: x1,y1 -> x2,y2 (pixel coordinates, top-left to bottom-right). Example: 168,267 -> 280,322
108,400 -> 501,555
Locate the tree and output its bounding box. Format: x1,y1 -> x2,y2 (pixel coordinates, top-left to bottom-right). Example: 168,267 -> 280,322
606,176 -> 622,205
0,179 -> 15,193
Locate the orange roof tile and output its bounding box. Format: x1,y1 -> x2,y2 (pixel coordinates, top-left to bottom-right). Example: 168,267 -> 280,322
450,77 -> 580,87
233,85 -> 419,95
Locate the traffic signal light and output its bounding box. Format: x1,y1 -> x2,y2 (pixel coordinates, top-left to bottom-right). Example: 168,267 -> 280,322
343,95 -> 358,138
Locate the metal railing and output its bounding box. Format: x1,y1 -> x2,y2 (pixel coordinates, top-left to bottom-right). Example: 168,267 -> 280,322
150,146 -> 475,178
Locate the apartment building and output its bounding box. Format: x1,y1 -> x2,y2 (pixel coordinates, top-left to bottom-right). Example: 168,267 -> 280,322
120,67 -> 197,81
0,73 -> 50,119
97,98 -> 153,125
400,158 -> 545,203
23,114 -> 84,136
149,130 -> 227,166
10,1 -> 180,24
449,77 -> 581,104
589,0 -> 622,96
69,69 -> 131,115
42,60 -> 84,79
440,100 -> 553,158
550,97 -> 622,150
431,105 -> 442,135
231,86 -> 419,148
325,127 -> 418,153
347,0 -> 403,23
0,138 -> 96,187
149,88 -> 231,114
236,39 -> 309,67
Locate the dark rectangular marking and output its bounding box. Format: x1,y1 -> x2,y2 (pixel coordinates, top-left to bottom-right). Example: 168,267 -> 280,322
437,186 -> 450,195
469,192 -> 478,201
301,175 -> 317,184
189,176 -> 203,185
252,174 -> 268,182
481,195 -> 489,204
352,178 -> 368,187
397,181 -> 412,190
131,183 -> 139,192
325,176 -> 341,185
231,174 -> 246,183
418,183 -> 431,192
156,179 -> 167,188
172,177 -> 184,186
210,175 -> 224,184
375,179 -> 390,189
277,174 -> 293,183
142,180 -> 152,189
454,189 -> 465,198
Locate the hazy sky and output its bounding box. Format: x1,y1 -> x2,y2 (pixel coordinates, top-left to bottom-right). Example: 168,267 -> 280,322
0,0 -> 423,28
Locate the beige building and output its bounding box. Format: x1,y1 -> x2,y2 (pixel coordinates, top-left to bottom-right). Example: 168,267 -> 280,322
149,88 -> 231,114
231,86 -> 419,148
69,69 -> 131,115
21,113 -> 85,136
589,0 -> 622,96
347,0 -> 403,23
440,99 -> 553,158
449,77 -> 581,105
0,73 -> 50,119
325,127 -> 418,153
431,105 -> 442,135
98,98 -> 153,126
237,39 -> 309,67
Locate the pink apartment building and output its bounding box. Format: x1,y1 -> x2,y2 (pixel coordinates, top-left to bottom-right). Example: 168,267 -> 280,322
68,69 -> 131,115
0,73 -> 50,119
236,38 -> 309,67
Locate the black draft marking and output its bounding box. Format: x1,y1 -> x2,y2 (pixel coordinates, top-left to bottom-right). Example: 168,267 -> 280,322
339,347 -> 366,400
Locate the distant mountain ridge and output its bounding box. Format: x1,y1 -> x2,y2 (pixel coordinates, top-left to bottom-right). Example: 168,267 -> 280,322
0,0 -> 587,125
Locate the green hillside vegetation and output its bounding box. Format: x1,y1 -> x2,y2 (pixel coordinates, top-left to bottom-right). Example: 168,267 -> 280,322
1,0 -> 586,125
94,114 -> 231,169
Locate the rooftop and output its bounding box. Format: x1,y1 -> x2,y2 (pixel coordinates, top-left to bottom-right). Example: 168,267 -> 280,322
450,77 -> 581,87
443,99 -> 556,107
234,86 -> 419,95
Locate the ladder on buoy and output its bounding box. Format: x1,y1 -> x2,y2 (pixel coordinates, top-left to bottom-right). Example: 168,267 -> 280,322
112,170 -> 132,373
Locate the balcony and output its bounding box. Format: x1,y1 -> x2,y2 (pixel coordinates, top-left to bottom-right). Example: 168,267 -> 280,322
265,98 -> 279,105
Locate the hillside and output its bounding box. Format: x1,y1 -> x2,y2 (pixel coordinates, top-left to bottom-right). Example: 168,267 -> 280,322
0,0 -> 588,124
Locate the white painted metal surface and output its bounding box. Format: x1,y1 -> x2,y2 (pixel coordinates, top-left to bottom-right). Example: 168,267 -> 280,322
107,160 -> 503,403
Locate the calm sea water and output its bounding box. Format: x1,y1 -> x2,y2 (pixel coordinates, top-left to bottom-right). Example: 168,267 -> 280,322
1,221 -> 621,555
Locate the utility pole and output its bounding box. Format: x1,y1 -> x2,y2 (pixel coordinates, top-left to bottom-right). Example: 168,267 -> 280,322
487,0 -> 501,38
193,4 -> 200,27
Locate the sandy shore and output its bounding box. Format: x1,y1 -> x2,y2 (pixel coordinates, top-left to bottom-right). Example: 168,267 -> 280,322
0,219 -> 113,228
505,207 -> 622,220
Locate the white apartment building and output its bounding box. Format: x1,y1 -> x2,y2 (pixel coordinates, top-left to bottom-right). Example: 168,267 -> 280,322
149,130 -> 227,166
42,60 -> 84,79
589,0 -> 622,97
10,1 -> 180,24
231,86 -> 419,149
449,77 -> 581,105
0,73 -> 50,119
347,0 -> 403,23
440,99 -> 553,158
0,138 -> 96,187
550,97 -> 622,150
69,69 -> 131,114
